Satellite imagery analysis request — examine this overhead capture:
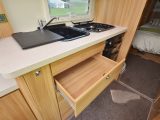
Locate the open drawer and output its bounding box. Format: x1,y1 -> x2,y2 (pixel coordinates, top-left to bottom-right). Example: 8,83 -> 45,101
55,54 -> 125,117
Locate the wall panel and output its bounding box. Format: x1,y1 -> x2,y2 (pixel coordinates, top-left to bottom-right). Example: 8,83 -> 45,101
95,0 -> 147,61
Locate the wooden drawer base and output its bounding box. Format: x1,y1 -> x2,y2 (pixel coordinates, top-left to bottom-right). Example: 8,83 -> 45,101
55,54 -> 125,116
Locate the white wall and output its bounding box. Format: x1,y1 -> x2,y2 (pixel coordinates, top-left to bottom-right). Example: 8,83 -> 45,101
2,0 -> 95,32
2,0 -> 45,32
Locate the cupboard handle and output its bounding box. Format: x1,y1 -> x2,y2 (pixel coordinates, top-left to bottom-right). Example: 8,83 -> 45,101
106,75 -> 110,79
35,71 -> 41,76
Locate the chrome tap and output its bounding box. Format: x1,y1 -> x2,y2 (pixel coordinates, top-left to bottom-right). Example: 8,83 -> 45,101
42,17 -> 59,29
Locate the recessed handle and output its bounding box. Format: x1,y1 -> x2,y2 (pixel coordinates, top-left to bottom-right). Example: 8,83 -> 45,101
106,75 -> 110,79
35,71 -> 41,76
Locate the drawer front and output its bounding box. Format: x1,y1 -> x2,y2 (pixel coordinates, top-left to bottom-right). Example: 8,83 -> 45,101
56,59 -> 125,117
51,42 -> 105,76
74,59 -> 125,116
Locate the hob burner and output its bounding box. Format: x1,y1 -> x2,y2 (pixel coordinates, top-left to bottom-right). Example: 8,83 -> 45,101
74,21 -> 115,32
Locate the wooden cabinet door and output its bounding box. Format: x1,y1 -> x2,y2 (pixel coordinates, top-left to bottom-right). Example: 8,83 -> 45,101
0,90 -> 36,120
17,65 -> 61,120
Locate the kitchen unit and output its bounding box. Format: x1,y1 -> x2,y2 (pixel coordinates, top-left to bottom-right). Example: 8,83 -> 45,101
0,26 -> 126,120
0,0 -> 150,119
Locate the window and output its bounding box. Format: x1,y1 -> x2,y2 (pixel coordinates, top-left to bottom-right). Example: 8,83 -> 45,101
48,0 -> 90,17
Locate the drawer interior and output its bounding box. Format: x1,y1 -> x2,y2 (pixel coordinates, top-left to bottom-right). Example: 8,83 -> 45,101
55,54 -> 117,102
51,42 -> 105,76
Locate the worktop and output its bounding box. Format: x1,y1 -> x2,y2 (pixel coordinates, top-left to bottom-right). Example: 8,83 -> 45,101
0,75 -> 18,97
0,26 -> 126,79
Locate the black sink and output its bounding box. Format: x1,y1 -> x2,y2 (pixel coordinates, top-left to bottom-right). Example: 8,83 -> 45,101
12,23 -> 90,49
46,24 -> 90,41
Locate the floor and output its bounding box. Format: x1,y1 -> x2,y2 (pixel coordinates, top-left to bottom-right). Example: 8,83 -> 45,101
71,81 -> 151,120
130,48 -> 160,64
120,54 -> 160,100
70,53 -> 160,120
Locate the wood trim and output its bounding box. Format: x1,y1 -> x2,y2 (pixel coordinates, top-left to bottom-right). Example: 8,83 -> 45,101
17,65 -> 61,120
0,1 -> 13,38
95,0 -> 147,61
0,90 -> 36,120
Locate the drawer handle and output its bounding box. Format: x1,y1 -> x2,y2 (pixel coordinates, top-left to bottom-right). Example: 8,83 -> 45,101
106,75 -> 110,79
35,71 -> 41,76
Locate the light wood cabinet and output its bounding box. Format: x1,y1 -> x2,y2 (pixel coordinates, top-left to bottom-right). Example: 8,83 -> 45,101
0,90 -> 36,120
1,0 -> 147,119
17,42 -> 125,119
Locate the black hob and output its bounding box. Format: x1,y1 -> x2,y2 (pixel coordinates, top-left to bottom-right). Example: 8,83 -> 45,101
74,21 -> 115,32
